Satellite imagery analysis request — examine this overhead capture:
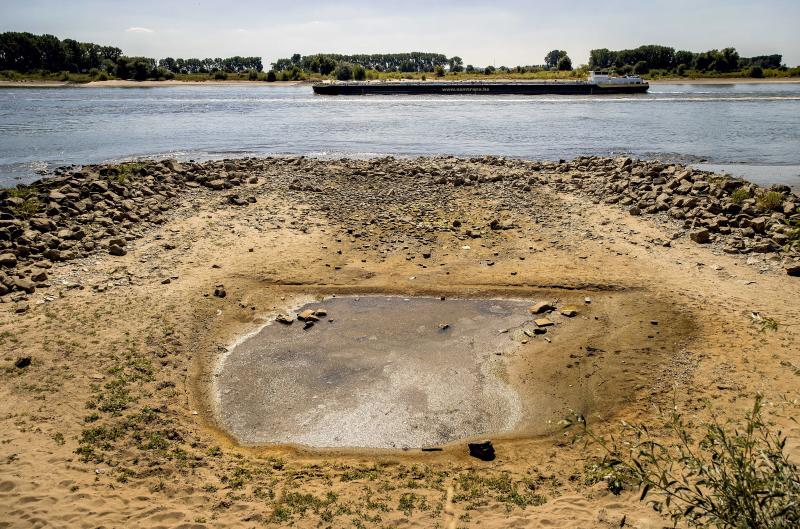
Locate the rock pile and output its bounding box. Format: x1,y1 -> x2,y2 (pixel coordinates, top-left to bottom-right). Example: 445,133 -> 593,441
3,155 -> 798,303
0,158 -> 268,302
552,156 -> 799,258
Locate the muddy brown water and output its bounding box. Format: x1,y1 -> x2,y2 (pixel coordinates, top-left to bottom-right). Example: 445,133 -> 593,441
214,296 -> 538,449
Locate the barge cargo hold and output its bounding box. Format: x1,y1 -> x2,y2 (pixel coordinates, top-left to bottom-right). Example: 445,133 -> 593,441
313,71 -> 649,96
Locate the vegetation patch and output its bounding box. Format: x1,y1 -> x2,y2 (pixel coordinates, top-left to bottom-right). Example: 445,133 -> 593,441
568,396 -> 800,528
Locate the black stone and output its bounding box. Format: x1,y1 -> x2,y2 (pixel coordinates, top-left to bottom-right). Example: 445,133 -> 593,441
468,440 -> 495,461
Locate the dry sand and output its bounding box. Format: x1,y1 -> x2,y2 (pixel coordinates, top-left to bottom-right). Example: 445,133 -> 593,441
1,157 -> 799,528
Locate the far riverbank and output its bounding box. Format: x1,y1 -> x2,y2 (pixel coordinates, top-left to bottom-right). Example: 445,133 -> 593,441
2,77 -> 800,88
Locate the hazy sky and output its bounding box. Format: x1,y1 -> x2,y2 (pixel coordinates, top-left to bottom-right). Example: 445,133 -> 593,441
3,0 -> 799,66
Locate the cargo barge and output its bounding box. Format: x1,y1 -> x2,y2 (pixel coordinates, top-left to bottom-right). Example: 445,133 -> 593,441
313,72 -> 649,95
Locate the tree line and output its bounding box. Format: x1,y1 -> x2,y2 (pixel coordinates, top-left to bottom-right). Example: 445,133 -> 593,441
0,32 -> 261,80
1,32 -> 793,82
588,45 -> 785,76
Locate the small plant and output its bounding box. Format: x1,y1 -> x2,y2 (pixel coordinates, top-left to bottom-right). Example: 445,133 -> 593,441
731,188 -> 751,205
266,70 -> 277,82
757,191 -> 785,212
751,312 -> 779,332
398,492 -> 418,516
568,395 -> 800,529
13,197 -> 42,219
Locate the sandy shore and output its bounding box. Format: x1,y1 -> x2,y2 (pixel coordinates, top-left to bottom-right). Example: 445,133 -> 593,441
1,156 -> 799,528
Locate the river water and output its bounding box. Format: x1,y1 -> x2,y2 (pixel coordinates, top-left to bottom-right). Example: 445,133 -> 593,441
1,82 -> 799,189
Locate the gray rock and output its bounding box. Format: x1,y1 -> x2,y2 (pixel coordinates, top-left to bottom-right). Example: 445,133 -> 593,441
30,269 -> 48,282
13,277 -> 36,294
528,302 -> 555,314
29,217 -> 55,232
690,229 -> 711,244
108,244 -> 127,256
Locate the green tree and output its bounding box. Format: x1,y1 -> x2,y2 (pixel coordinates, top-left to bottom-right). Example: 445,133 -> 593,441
588,48 -> 614,70
633,60 -> 649,74
335,62 -> 353,81
448,56 -> 463,72
352,64 -> 366,80
434,65 -> 445,77
545,49 -> 568,69
557,55 -> 573,71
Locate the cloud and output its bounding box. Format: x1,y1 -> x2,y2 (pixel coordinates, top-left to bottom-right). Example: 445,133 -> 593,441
125,27 -> 154,33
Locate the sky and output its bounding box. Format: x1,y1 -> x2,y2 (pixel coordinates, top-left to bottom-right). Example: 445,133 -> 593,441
2,0 -> 799,67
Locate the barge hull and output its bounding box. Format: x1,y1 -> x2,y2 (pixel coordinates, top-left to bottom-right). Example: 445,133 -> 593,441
312,83 -> 649,96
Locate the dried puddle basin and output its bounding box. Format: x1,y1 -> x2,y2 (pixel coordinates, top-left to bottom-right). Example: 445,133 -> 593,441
213,294 -> 688,450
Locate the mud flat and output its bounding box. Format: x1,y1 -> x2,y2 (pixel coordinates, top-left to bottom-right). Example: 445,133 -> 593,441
1,155 -> 799,528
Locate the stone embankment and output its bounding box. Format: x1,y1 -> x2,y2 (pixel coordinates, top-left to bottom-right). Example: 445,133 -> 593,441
2,156 -> 799,304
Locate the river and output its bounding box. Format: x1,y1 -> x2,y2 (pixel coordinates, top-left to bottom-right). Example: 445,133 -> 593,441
1,81 -> 799,189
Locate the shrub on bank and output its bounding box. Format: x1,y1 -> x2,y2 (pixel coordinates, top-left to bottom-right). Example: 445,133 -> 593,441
570,395 -> 800,529
335,63 -> 353,81
266,70 -> 277,82
749,65 -> 764,78
352,64 -> 366,81
213,71 -> 228,80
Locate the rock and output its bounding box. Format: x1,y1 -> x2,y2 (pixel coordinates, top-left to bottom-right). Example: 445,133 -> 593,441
164,159 -> 183,172
89,180 -> 109,193
560,306 -> 578,317
14,356 -> 32,369
30,269 -> 48,282
314,309 -> 328,317
108,244 -> 127,256
786,264 -> 800,277
43,248 -> 64,261
528,302 -> 555,314
0,253 -> 17,267
29,217 -> 55,232
13,277 -> 35,294
228,194 -> 249,206
206,179 -> 227,190
468,440 -> 495,461
749,217 -> 767,233
628,206 -> 641,216
275,313 -> 294,325
213,286 -> 226,298
15,302 -> 29,313
534,317 -> 554,327
690,229 -> 711,244
421,250 -> 432,259
297,309 -> 319,322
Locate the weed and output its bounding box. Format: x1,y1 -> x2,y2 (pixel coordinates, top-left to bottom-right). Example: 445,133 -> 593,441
751,312 -> 779,332
398,492 -> 418,516
568,395 -> 800,528
584,458 -> 637,494
52,432 -> 65,445
756,191 -> 785,212
730,188 -> 751,205
12,198 -> 42,219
